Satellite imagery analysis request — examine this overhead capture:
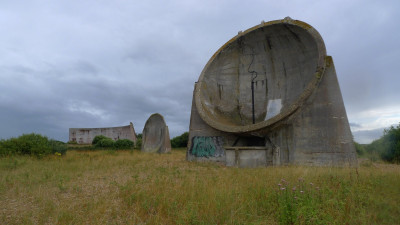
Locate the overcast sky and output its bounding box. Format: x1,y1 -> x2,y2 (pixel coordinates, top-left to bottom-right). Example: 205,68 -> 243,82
0,0 -> 399,144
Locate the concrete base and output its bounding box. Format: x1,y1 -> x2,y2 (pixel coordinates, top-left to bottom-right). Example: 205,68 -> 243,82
225,147 -> 272,167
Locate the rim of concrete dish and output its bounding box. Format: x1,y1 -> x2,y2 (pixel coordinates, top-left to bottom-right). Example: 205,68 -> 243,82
143,113 -> 167,132
194,17 -> 327,133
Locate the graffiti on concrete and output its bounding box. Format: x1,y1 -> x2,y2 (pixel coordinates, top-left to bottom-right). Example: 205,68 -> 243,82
191,136 -> 224,157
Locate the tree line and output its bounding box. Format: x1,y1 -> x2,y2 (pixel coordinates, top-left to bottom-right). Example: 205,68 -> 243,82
355,123 -> 400,163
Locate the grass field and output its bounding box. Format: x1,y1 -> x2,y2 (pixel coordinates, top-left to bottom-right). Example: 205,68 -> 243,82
1,149 -> 399,224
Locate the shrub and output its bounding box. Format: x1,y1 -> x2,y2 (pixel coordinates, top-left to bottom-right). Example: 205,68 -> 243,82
92,135 -> 110,145
363,123 -> 400,163
95,137 -> 115,148
114,139 -> 134,150
92,135 -> 135,150
354,141 -> 365,156
135,134 -> 142,149
49,140 -> 68,155
0,139 -> 16,156
381,124 -> 400,163
15,133 -> 52,157
0,133 -> 67,157
171,132 -> 188,148
135,138 -> 142,149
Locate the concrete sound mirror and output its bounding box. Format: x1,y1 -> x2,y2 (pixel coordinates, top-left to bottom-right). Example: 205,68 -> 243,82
187,17 -> 357,167
142,113 -> 172,153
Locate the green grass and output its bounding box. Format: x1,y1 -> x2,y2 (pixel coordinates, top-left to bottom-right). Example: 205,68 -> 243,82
0,149 -> 399,224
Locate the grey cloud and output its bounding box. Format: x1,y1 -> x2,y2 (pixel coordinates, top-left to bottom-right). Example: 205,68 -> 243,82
352,128 -> 385,144
73,61 -> 98,75
349,123 -> 361,128
0,0 -> 399,143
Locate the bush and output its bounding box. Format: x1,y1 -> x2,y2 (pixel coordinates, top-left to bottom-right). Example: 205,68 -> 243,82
0,133 -> 67,157
92,135 -> 110,145
49,140 -> 68,155
91,135 -> 136,150
135,138 -> 142,149
114,139 -> 134,149
171,132 -> 188,148
17,133 -> 52,156
354,141 -> 365,156
362,123 -> 400,163
0,139 -> 17,156
95,137 -> 115,148
135,134 -> 142,149
381,124 -> 400,163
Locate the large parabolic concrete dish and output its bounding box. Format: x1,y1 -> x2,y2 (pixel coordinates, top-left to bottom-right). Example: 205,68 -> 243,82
142,113 -> 171,153
187,18 -> 357,167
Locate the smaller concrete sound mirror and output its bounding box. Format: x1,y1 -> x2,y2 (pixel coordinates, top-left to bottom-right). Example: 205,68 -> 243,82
142,113 -> 171,153
187,17 -> 357,167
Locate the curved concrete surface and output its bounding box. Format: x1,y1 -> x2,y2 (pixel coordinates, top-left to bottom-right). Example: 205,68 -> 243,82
188,18 -> 357,167
142,113 -> 171,153
195,18 -> 326,133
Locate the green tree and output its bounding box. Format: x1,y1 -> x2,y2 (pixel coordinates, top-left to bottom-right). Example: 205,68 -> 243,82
354,141 -> 365,156
381,123 -> 400,163
364,123 -> 400,163
171,132 -> 189,148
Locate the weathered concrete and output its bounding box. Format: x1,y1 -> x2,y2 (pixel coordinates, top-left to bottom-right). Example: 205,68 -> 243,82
187,17 -> 357,167
142,113 -> 171,153
69,122 -> 137,144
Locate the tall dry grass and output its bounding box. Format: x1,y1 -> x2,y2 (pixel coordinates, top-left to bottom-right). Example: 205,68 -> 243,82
0,149 -> 399,224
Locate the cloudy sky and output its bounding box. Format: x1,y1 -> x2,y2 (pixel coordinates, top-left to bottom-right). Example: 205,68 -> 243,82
0,0 -> 399,143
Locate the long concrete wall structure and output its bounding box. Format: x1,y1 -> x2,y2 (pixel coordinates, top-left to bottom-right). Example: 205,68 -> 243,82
69,122 -> 137,144
187,17 -> 357,167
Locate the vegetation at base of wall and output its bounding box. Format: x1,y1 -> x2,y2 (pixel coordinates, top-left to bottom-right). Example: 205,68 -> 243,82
171,132 -> 188,148
95,137 -> 114,148
134,138 -> 142,150
92,135 -> 109,145
86,135 -> 135,150
114,139 -> 134,149
135,133 -> 142,149
1,150 -> 399,224
356,123 -> 400,163
0,133 -> 67,157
